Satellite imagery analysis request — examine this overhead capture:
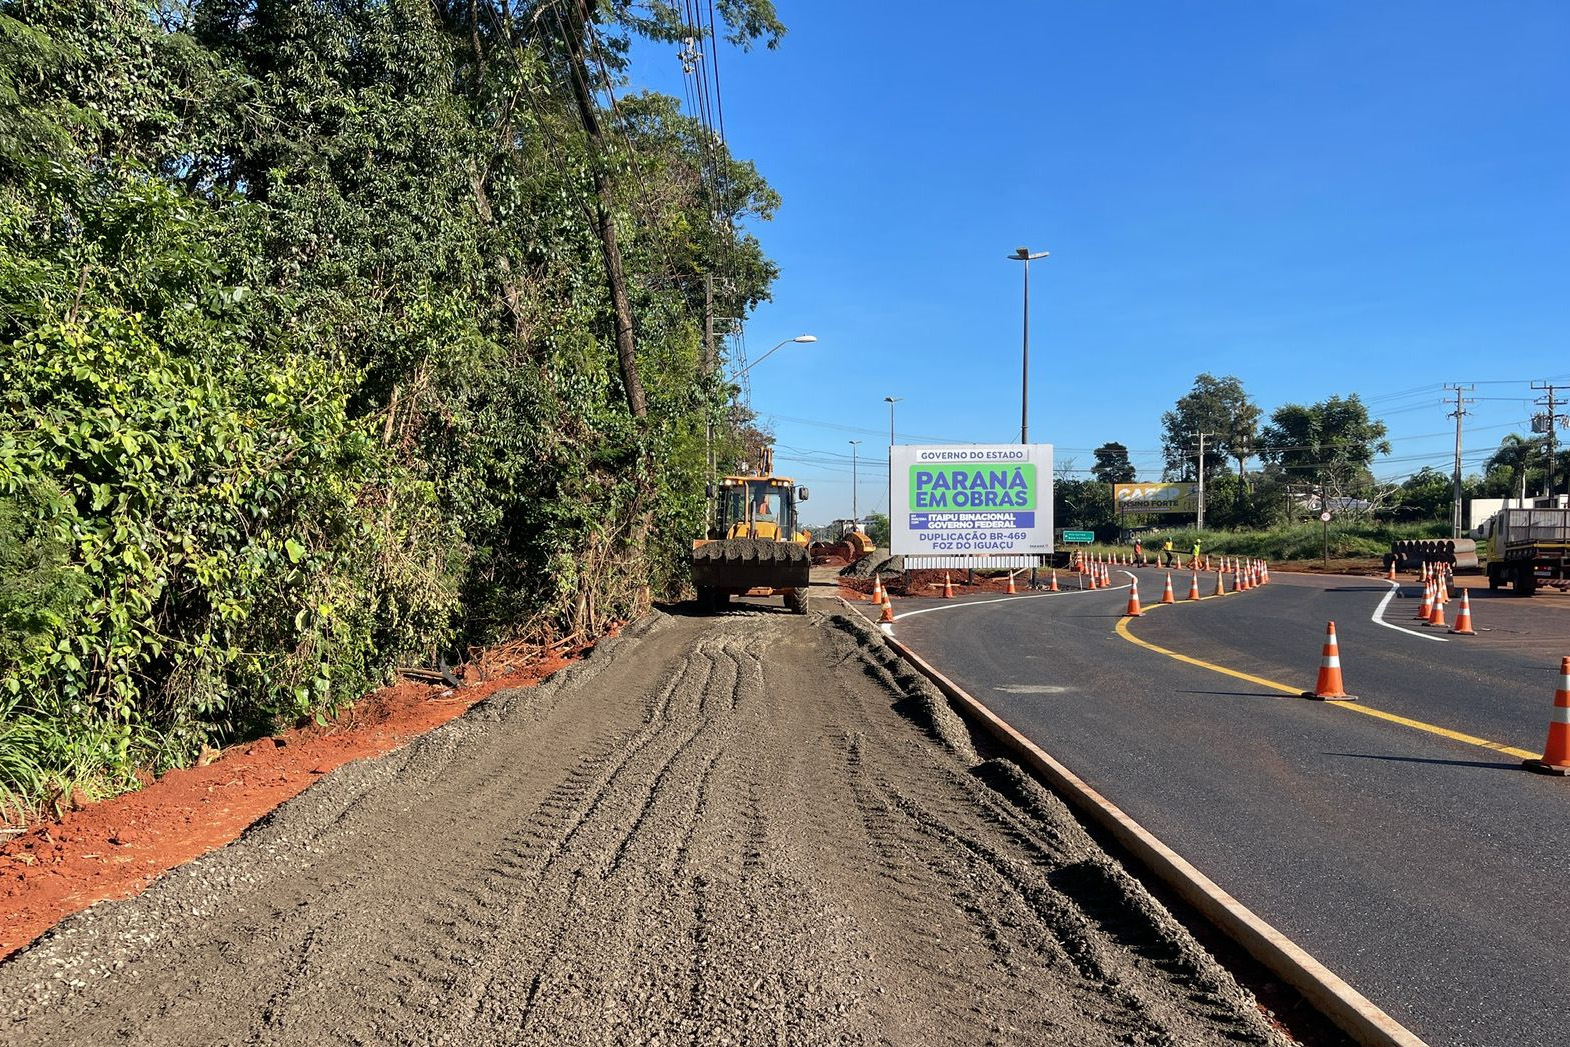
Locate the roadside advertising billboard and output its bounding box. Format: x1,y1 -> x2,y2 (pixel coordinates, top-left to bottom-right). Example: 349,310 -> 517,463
890,445 -> 1053,558
1113,482 -> 1199,514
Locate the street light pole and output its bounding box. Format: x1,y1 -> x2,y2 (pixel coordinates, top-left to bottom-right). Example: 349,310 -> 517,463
739,333 -> 817,377
884,396 -> 902,518
848,440 -> 861,523
1008,247 -> 1048,444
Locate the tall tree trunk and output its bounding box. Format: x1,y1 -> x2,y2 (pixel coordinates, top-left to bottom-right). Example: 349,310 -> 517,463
561,4 -> 647,419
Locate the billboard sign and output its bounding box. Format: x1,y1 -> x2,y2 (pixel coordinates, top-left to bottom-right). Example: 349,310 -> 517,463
891,445 -> 1053,557
1114,482 -> 1199,514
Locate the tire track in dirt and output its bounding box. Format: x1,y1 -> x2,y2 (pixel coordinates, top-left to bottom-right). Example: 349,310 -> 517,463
1,611 -> 1290,1047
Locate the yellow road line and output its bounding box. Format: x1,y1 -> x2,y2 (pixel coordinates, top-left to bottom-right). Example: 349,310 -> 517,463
1114,615 -> 1539,761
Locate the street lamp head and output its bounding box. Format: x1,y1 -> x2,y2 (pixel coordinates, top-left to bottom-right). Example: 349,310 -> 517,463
738,333 -> 819,376
884,396 -> 902,404
1009,247 -> 1049,261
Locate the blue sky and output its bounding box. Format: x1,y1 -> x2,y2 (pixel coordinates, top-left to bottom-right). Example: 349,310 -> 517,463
628,1 -> 1570,523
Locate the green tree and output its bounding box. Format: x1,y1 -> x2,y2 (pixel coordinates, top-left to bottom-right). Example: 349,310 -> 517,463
1091,442 -> 1135,484
862,512 -> 890,549
1258,394 -> 1391,503
1054,479 -> 1115,534
0,0 -> 790,819
1395,467 -> 1456,520
1160,374 -> 1260,482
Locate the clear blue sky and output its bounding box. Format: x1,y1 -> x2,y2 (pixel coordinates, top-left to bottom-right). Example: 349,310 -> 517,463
629,1 -> 1570,524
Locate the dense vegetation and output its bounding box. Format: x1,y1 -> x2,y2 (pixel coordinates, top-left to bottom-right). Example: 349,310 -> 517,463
0,0 -> 782,820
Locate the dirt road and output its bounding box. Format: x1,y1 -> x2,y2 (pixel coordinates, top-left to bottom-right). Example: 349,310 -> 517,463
1,609 -> 1286,1046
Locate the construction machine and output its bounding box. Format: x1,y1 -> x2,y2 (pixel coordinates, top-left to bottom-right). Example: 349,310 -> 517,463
692,448 -> 813,613
809,519 -> 877,565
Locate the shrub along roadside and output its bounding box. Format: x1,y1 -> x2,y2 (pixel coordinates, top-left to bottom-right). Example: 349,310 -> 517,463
1085,521 -> 1452,564
1,306 -> 461,813
0,1 -> 782,823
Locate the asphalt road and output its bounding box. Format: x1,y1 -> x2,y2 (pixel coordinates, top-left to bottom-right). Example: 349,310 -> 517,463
879,567 -> 1570,1047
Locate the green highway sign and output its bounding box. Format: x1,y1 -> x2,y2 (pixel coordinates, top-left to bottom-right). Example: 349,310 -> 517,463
1062,530 -> 1095,543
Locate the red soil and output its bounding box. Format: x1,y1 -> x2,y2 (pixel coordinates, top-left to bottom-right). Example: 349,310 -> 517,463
0,649 -> 584,960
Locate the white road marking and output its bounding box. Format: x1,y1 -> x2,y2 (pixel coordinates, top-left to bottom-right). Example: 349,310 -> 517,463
994,684 -> 1074,694
891,581 -> 1123,622
1372,579 -> 1449,643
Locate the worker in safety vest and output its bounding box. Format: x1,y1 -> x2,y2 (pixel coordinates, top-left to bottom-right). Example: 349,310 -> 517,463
1133,538 -> 1143,565
1192,538 -> 1202,568
1162,537 -> 1175,567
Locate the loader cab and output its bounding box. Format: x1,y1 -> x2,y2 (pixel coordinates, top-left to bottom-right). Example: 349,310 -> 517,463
712,478 -> 807,542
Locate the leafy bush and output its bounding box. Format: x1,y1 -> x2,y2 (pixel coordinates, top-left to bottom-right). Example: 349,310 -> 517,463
0,307 -> 461,804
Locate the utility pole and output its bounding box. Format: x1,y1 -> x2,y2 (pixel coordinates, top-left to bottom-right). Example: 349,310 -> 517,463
1445,384 -> 1475,536
1533,382 -> 1564,500
848,440 -> 861,524
701,273 -> 715,372
1194,432 -> 1210,531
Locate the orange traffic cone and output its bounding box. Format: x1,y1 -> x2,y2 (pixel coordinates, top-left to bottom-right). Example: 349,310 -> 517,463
1522,657 -> 1570,775
1006,572 -> 1017,595
1236,567 -> 1247,592
1161,572 -> 1176,604
871,575 -> 883,605
1385,559 -> 1397,581
1449,589 -> 1476,635
879,591 -> 895,625
1415,580 -> 1433,621
1438,573 -> 1450,604
1303,621 -> 1355,700
1049,569 -> 1059,592
1188,572 -> 1201,601
1426,591 -> 1447,628
1215,567 -> 1226,596
943,573 -> 955,599
1124,580 -> 1143,617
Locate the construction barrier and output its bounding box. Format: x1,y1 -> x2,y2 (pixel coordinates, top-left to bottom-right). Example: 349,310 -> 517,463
1449,589 -> 1476,635
1303,621 -> 1355,701
1522,657 -> 1570,776
1124,579 -> 1143,617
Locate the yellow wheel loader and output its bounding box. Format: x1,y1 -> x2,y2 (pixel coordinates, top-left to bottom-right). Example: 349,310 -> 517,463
691,449 -> 813,614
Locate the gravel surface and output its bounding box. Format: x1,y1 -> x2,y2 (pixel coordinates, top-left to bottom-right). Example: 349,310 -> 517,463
0,609 -> 1288,1046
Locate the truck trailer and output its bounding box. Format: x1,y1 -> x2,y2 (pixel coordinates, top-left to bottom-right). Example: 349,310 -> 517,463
1479,507 -> 1570,596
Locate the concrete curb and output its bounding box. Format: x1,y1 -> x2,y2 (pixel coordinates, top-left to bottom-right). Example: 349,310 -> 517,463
851,601 -> 1428,1047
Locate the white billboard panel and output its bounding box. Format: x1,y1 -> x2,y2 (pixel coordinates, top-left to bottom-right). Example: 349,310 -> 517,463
890,445 -> 1054,558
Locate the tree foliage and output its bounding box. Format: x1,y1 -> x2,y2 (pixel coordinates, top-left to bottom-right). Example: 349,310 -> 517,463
1160,374 -> 1260,481
1091,442 -> 1135,484
0,0 -> 783,817
1257,394 -> 1391,502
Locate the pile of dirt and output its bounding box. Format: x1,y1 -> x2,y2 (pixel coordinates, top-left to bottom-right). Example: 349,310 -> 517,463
0,608 -> 1290,1047
840,552 -> 902,578
895,567 -> 1055,596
